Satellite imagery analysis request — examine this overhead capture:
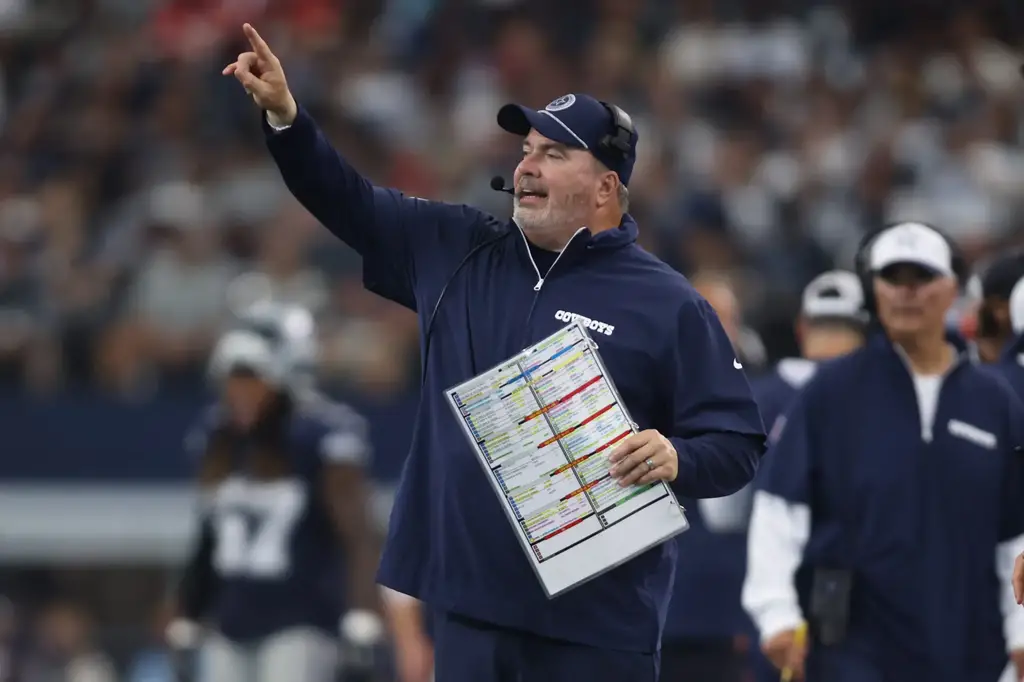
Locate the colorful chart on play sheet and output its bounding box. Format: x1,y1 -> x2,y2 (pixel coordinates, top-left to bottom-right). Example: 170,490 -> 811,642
445,321 -> 690,598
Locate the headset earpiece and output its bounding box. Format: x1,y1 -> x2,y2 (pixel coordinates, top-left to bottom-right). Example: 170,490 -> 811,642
854,227 -> 885,316
598,102 -> 634,161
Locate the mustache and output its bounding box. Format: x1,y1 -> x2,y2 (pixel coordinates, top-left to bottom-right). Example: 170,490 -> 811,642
515,180 -> 547,196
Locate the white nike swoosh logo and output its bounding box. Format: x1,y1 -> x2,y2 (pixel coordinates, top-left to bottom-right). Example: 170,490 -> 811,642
733,359 -> 743,369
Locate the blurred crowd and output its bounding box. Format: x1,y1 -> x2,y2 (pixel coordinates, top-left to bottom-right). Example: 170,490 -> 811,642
3,0 -> 1024,678
2,0 -> 1024,398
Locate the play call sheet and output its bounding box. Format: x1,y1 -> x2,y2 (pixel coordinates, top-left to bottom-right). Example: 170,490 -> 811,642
445,321 -> 689,597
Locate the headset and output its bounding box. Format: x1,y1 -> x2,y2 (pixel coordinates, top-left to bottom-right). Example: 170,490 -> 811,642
597,101 -> 635,162
853,222 -> 969,316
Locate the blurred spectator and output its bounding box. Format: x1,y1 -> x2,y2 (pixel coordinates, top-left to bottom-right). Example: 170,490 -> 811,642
0,197 -> 46,386
95,182 -> 237,396
225,204 -> 329,314
22,601 -> 116,682
691,270 -> 768,371
0,596 -> 17,682
123,603 -> 175,682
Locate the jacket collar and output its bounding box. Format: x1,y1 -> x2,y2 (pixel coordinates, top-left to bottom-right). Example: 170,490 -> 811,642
867,329 -> 970,377
509,213 -> 639,270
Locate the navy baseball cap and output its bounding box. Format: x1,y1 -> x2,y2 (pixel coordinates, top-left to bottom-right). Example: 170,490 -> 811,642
497,93 -> 639,186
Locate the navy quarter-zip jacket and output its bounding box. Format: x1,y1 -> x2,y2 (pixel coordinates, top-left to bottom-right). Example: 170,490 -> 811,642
743,333 -> 1024,681
264,107 -> 766,652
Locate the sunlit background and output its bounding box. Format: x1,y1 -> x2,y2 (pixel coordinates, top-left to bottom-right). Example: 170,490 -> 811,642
1,0 -> 1023,679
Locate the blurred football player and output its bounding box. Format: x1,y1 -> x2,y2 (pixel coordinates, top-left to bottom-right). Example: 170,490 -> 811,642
165,302 -> 383,682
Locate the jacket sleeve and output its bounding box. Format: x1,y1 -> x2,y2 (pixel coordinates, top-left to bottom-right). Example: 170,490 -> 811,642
666,298 -> 766,498
742,386 -> 814,643
995,388 -> 1024,653
263,107 -> 499,310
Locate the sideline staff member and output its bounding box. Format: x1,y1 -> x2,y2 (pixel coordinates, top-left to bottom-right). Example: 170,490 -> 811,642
224,23 -> 765,682
662,270 -> 866,682
743,222 -> 1024,682
752,270 -> 867,439
968,253 -> 1024,405
966,251 -> 1024,365
745,270 -> 867,682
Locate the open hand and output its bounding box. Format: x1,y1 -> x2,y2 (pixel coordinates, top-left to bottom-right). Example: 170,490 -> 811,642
222,23 -> 296,126
608,429 -> 679,486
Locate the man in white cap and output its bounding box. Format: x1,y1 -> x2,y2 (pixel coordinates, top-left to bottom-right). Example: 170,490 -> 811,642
744,222 -> 1024,682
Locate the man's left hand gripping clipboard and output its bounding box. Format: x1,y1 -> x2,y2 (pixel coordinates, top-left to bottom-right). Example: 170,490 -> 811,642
444,320 -> 689,598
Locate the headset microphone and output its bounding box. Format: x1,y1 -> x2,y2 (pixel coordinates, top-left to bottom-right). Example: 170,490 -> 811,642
490,176 -> 514,195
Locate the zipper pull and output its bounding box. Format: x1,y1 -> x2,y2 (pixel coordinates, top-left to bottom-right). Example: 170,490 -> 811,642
533,278 -> 543,291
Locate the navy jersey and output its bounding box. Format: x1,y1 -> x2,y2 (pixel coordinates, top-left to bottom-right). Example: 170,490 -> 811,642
265,106 -> 765,653
745,333 -> 1024,681
186,395 -> 370,642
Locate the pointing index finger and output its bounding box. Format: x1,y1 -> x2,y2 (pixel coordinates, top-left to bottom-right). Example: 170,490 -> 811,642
243,23 -> 274,60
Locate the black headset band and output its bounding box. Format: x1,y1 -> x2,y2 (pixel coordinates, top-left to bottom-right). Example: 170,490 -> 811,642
598,101 -> 634,161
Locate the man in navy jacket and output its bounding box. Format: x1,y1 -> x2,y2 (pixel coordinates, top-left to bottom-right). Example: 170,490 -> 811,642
225,24 -> 765,682
744,222 -> 1024,682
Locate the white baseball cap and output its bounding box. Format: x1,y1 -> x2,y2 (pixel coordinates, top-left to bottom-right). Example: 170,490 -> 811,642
802,270 -> 866,322
1010,276 -> 1024,335
869,222 -> 954,277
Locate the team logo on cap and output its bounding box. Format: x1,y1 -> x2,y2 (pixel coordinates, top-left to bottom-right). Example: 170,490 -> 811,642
896,230 -> 919,248
545,94 -> 576,112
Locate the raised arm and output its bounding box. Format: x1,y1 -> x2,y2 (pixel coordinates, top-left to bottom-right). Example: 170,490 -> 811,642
224,23 -> 500,309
